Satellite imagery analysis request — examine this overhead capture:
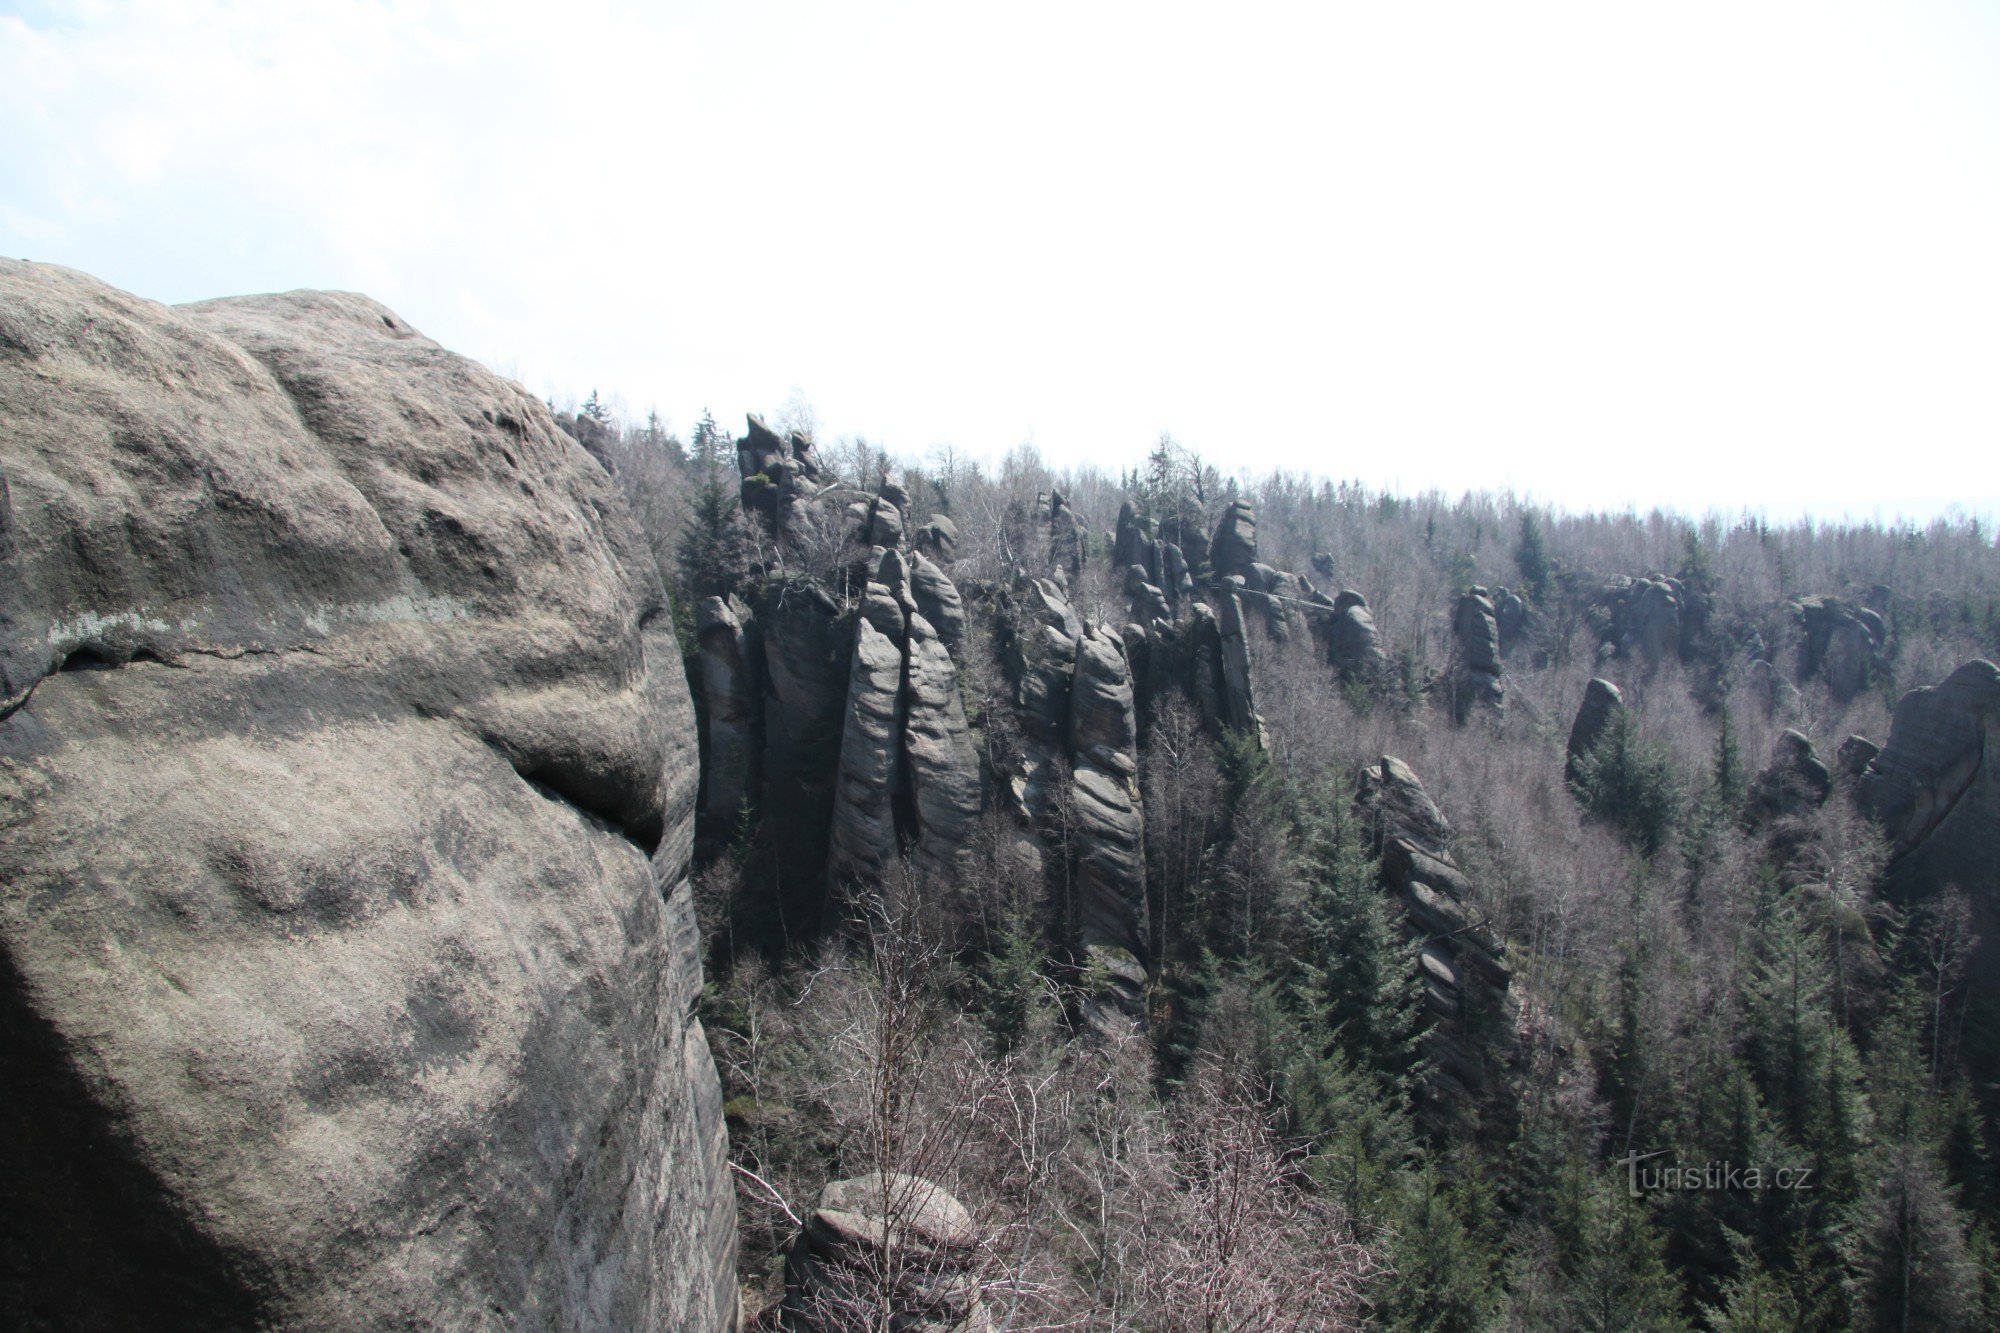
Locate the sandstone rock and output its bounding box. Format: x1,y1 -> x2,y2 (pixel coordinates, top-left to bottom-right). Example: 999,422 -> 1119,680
1046,490 -> 1084,585
1858,660 -> 2000,890
1161,496 -> 1209,575
1329,590 -> 1386,684
784,1174 -> 986,1332
915,514 -> 959,563
829,579 -> 909,887
910,552 -> 967,651
1747,729 -> 1834,822
1796,595 -> 1886,702
1450,588 -> 1504,722
0,262 -> 734,1331
1216,588 -> 1264,740
1208,500 -> 1258,582
1837,734 -> 1881,779
1566,678 -> 1626,787
758,581 -> 852,927
1355,755 -> 1509,1119
1596,575 -> 1684,667
1311,552 -> 1336,578
697,596 -> 758,831
904,613 -> 983,875
1068,627 -> 1148,988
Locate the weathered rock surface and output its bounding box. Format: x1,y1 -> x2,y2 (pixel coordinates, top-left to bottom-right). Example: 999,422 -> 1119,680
1596,575 -> 1685,667
1747,729 -> 1834,823
1566,677 -> 1626,787
1796,595 -> 1887,702
1450,588 -> 1504,721
758,580 -> 852,927
829,583 -> 909,887
1208,499 -> 1258,581
0,262 -> 735,1330
1329,589 -> 1386,684
783,1173 -> 987,1332
1858,660 -> 2000,890
904,612 -> 983,875
1068,626 -> 1147,971
910,552 -> 967,651
698,596 -> 758,829
1046,490 -> 1085,585
1837,734 -> 1881,779
1355,756 -> 1511,1118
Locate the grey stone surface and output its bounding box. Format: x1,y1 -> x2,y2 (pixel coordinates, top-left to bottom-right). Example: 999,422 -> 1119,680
1858,660 -> 2000,891
1565,677 -> 1626,787
698,596 -> 758,830
0,261 -> 734,1331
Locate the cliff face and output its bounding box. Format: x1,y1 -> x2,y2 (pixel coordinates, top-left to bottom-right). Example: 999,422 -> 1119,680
0,263 -> 735,1330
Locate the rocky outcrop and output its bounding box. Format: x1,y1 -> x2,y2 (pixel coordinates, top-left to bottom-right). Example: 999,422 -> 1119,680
1329,590 -> 1387,684
1068,626 -> 1148,989
1046,490 -> 1085,585
1208,499 -> 1258,582
1215,589 -> 1265,740
1747,729 -> 1835,823
911,552 -> 967,651
1566,678 -> 1626,787
783,1173 -> 987,1333
739,413 -> 823,513
1796,595 -> 1887,702
1596,575 -> 1684,667
758,580 -> 852,926
904,611 -> 983,876
1449,588 -> 1504,721
1857,660 -> 2000,890
1837,734 -> 1881,779
698,596 -> 758,830
830,569 -> 911,887
1355,756 -> 1511,1118
0,262 -> 735,1330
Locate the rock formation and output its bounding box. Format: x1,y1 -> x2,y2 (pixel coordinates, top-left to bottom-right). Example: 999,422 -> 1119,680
1449,587 -> 1505,721
1747,729 -> 1835,823
1355,756 -> 1511,1118
1566,678 -> 1626,787
0,262 -> 735,1330
1837,734 -> 1881,780
1067,625 -> 1149,1008
783,1173 -> 987,1333
1596,575 -> 1685,667
1045,490 -> 1085,585
1208,498 -> 1258,581
1796,595 -> 1887,702
1329,590 -> 1387,684
698,596 -> 758,830
1857,660 -> 2000,890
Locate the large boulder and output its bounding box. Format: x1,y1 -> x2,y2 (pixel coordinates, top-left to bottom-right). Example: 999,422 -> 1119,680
1208,499 -> 1258,582
783,1173 -> 987,1332
1747,729 -> 1835,823
1858,660 -> 2000,890
1796,595 -> 1887,702
1596,575 -> 1684,667
1565,678 -> 1626,787
0,263 -> 735,1330
1449,588 -> 1504,721
1329,589 -> 1386,684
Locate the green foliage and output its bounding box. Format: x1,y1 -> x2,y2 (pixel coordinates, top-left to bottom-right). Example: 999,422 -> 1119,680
1571,711 -> 1683,857
1516,510 -> 1552,600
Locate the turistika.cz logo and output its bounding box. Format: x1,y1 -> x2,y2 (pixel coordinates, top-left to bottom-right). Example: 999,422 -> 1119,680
1618,1150 -> 1816,1199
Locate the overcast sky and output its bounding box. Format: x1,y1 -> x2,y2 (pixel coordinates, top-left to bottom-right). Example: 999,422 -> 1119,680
5,1 -> 1998,523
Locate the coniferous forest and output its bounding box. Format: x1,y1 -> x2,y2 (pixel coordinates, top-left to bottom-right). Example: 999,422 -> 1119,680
572,401 -> 2000,1332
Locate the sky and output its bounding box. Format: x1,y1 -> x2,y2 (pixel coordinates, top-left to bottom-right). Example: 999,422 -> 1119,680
4,0 -> 1999,524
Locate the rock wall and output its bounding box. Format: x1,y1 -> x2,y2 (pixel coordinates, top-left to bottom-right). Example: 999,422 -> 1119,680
1858,659 -> 2000,891
0,262 -> 735,1331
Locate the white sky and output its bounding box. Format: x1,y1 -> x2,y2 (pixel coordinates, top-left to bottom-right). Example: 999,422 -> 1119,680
5,0 -> 1999,523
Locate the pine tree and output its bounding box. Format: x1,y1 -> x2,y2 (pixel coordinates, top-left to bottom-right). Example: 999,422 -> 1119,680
1515,510 -> 1552,600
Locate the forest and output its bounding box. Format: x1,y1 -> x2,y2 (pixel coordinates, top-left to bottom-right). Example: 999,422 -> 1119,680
572,394 -> 2000,1333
